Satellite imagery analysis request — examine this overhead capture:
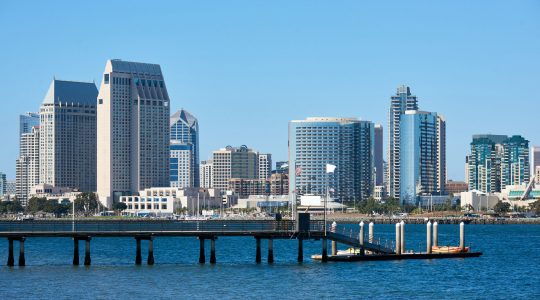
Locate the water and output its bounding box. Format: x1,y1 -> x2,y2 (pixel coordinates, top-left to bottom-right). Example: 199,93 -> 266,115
1,224 -> 539,299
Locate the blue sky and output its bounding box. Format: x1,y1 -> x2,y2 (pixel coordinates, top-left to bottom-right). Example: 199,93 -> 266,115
1,1 -> 539,180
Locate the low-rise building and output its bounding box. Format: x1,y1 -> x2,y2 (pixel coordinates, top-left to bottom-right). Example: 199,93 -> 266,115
445,180 -> 468,195
460,190 -> 499,212
29,184 -> 81,204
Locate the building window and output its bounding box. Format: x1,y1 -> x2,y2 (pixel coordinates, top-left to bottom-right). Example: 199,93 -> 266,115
98,99 -> 103,104
104,74 -> 109,84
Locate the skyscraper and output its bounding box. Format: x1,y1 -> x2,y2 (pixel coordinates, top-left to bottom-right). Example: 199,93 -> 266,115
200,159 -> 214,188
19,112 -> 39,138
533,146 -> 540,183
289,117 -> 374,202
170,109 -> 199,188
212,145 -> 258,190
437,115 -> 447,194
388,85 -> 418,199
39,79 -> 98,192
169,141 -> 192,188
500,136 -> 529,189
16,126 -> 40,205
97,60 -> 170,208
0,172 -> 6,197
399,111 -> 445,205
258,153 -> 272,180
374,124 -> 384,187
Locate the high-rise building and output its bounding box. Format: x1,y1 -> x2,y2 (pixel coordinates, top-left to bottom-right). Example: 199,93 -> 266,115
169,141 -> 192,188
6,180 -> 16,196
0,172 -> 6,196
388,85 -> 418,199
437,115 -> 447,194
289,117 -> 374,202
399,111 -> 446,205
212,145 -> 258,190
170,109 -> 199,187
500,135 -> 529,189
275,161 -> 288,174
533,146 -> 540,183
39,79 -> 98,192
16,126 -> 40,205
19,112 -> 40,138
200,160 -> 213,188
97,60 -> 170,208
467,134 -> 529,193
374,124 -> 384,186
258,153 -> 272,180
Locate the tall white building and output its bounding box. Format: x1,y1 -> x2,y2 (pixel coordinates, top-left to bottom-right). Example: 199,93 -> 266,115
388,85 -> 418,199
19,112 -> 40,139
200,160 -> 213,188
212,146 -> 258,190
258,153 -> 272,180
97,60 -> 170,208
16,126 -> 40,205
170,141 -> 192,188
170,109 -> 199,188
39,79 -> 98,192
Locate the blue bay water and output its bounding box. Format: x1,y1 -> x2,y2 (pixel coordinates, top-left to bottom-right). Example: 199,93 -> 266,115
0,224 -> 539,299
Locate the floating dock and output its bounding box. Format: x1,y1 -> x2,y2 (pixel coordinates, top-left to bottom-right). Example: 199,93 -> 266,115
312,251 -> 482,262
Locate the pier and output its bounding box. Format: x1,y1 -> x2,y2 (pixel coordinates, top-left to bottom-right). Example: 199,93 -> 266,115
0,216 -> 480,266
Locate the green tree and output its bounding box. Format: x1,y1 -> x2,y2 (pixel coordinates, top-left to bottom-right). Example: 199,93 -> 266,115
112,202 -> 127,213
75,192 -> 99,216
26,197 -> 47,214
494,202 -> 511,215
529,200 -> 540,214
43,200 -> 69,218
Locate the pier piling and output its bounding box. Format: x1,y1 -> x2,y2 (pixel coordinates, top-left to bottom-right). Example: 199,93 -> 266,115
433,222 -> 439,247
359,221 -> 365,255
427,221 -> 432,254
7,238 -> 14,267
460,222 -> 465,252
135,238 -> 142,265
199,237 -> 206,264
395,223 -> 401,255
147,238 -> 154,265
210,238 -> 216,264
18,237 -> 25,267
84,237 -> 91,266
255,237 -> 261,263
322,238 -> 328,263
297,238 -> 303,262
331,222 -> 337,256
268,239 -> 274,263
400,220 -> 405,253
73,238 -> 80,265
368,222 -> 374,244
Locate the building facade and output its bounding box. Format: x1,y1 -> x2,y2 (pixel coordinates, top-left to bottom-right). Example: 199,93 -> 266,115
19,112 -> 40,139
289,117 -> 374,202
169,142 -> 192,188
0,172 -> 6,197
200,159 -> 213,188
97,60 -> 170,208
500,136 -> 530,189
212,146 -> 258,190
258,153 -> 272,180
275,161 -> 288,174
388,85 -> 419,199
374,124 -> 384,187
170,109 -> 199,187
39,79 -> 98,192
399,111 -> 445,205
16,126 -> 40,204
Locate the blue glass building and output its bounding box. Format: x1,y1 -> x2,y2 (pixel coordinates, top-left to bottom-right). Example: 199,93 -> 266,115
400,111 -> 445,205
288,117 -> 374,202
170,109 -> 199,187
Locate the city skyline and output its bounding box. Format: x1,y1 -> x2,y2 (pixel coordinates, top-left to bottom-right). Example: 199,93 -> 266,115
1,1 -> 540,181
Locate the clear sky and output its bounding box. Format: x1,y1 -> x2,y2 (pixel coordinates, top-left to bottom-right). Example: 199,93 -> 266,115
1,1 -> 539,180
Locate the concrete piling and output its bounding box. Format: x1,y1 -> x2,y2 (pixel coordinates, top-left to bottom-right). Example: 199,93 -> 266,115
147,238 -> 154,265
199,238 -> 206,264
331,222 -> 337,256
460,222 -> 465,252
400,220 -> 405,253
84,237 -> 91,266
368,222 -> 374,244
322,238 -> 328,262
7,238 -> 14,267
210,238 -> 216,264
433,222 -> 439,247
135,238 -> 142,265
268,239 -> 274,263
359,221 -> 365,255
19,237 -> 25,267
395,223 -> 401,255
73,238 -> 80,265
426,221 -> 432,254
297,238 -> 303,263
255,237 -> 261,263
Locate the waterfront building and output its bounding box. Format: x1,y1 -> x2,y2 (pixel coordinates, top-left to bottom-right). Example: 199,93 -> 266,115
289,117 -> 374,202
445,180 -> 468,195
97,60 -> 170,208
0,172 -> 6,196
500,136 -> 530,189
169,141 -> 192,188
460,190 -> 499,212
388,85 -> 419,199
275,161 -> 288,174
374,185 -> 385,201
170,109 -> 199,187
228,178 -> 268,198
212,145 -> 258,191
19,112 -> 40,138
6,180 -> 16,196
399,110 -> 446,205
258,153 -> 272,180
374,124 -> 384,187
39,79 -> 98,192
269,173 -> 288,196
30,184 -> 81,204
533,146 -> 540,183
16,126 -> 40,205
200,160 -> 213,188
120,187 -> 222,216
467,135 -> 529,193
